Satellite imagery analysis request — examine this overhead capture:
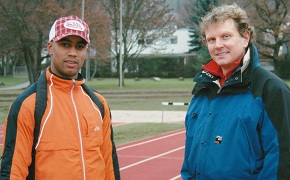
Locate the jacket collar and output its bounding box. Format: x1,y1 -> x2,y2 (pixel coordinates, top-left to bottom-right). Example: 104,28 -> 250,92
192,43 -> 257,96
202,55 -> 243,86
46,67 -> 85,90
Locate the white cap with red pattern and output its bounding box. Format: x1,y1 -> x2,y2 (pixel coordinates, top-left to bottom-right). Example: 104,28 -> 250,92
49,15 -> 90,44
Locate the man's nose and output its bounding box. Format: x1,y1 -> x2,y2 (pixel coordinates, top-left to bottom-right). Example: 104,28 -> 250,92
68,47 -> 77,56
215,38 -> 224,48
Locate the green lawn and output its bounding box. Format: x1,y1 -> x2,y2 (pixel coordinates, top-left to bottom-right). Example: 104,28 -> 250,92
0,76 -> 28,86
86,77 -> 194,91
113,122 -> 184,146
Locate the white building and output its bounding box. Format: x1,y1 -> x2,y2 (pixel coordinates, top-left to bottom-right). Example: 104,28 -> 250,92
133,27 -> 191,58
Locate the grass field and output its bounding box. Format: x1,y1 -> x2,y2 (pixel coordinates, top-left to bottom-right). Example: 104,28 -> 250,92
114,122 -> 184,145
87,78 -> 193,111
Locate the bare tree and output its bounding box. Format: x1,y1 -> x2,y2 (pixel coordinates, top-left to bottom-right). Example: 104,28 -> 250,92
245,0 -> 290,74
0,0 -> 82,84
102,0 -> 175,86
84,0 -> 112,80
0,0 -> 112,83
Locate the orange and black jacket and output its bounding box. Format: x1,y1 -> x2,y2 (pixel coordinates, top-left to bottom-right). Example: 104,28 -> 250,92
0,68 -> 120,180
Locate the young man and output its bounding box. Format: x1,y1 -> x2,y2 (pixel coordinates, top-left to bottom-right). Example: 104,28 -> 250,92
1,15 -> 120,180
181,4 -> 290,179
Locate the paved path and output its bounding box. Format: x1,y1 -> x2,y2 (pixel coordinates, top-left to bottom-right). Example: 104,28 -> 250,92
111,110 -> 186,124
0,81 -> 30,90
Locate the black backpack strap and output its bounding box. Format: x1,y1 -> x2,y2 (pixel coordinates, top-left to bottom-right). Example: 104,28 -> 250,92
81,83 -> 104,119
27,72 -> 47,180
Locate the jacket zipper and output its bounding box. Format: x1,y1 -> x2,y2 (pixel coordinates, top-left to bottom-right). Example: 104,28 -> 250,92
71,79 -> 86,180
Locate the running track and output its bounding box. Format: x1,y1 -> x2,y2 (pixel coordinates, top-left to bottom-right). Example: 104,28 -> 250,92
0,124 -> 185,179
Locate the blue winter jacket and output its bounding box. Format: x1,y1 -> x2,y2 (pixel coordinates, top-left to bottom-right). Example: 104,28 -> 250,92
181,44 -> 290,180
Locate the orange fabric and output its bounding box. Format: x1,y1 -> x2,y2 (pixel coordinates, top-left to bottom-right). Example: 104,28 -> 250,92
5,69 -> 116,179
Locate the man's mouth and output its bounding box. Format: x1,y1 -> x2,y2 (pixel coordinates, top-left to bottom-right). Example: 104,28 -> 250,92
216,52 -> 228,56
66,60 -> 78,64
65,60 -> 78,68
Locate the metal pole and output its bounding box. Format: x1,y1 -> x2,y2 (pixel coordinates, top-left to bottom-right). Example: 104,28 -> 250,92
79,0 -> 85,74
81,0 -> 85,19
86,47 -> 90,79
82,0 -> 90,80
119,0 -> 123,89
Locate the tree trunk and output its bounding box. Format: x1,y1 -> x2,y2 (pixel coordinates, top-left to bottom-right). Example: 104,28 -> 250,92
90,59 -> 97,79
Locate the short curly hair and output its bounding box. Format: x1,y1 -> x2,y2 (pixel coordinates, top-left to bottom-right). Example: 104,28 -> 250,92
199,3 -> 256,44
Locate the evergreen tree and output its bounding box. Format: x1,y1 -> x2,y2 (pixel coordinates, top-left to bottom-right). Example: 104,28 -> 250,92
188,0 -> 219,53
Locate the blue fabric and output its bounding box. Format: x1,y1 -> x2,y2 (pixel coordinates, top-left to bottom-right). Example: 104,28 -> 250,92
181,93 -> 279,179
181,44 -> 281,179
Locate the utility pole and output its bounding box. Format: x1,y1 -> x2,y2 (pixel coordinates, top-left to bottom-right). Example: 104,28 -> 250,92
119,0 -> 123,89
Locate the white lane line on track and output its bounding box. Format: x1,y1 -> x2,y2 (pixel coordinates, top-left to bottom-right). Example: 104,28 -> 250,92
169,174 -> 181,180
117,130 -> 185,151
118,155 -> 183,160
120,146 -> 184,171
0,132 -> 2,147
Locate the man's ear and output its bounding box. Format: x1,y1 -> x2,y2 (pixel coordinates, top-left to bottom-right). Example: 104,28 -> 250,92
47,41 -> 53,55
243,31 -> 251,48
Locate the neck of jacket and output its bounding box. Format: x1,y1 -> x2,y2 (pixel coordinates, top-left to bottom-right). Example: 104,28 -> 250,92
192,44 -> 258,99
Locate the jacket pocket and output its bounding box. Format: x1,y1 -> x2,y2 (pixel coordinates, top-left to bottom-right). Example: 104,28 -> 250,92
81,112 -> 103,146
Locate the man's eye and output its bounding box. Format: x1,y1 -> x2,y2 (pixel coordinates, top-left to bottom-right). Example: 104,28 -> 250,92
76,44 -> 86,49
223,35 -> 230,39
61,43 -> 71,47
207,38 -> 215,43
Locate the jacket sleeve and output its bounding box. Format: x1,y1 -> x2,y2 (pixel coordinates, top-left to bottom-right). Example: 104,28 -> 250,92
257,107 -> 279,179
0,98 -> 35,179
180,111 -> 194,180
98,94 -> 120,180
262,77 -> 290,179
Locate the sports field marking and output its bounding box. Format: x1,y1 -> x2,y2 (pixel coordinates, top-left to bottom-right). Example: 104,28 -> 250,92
0,125 -> 4,148
118,155 -> 182,160
0,134 -> 2,147
117,130 -> 185,151
169,174 -> 181,180
120,146 -> 184,171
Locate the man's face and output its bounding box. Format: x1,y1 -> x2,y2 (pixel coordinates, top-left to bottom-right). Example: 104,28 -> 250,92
47,35 -> 88,79
205,19 -> 250,74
